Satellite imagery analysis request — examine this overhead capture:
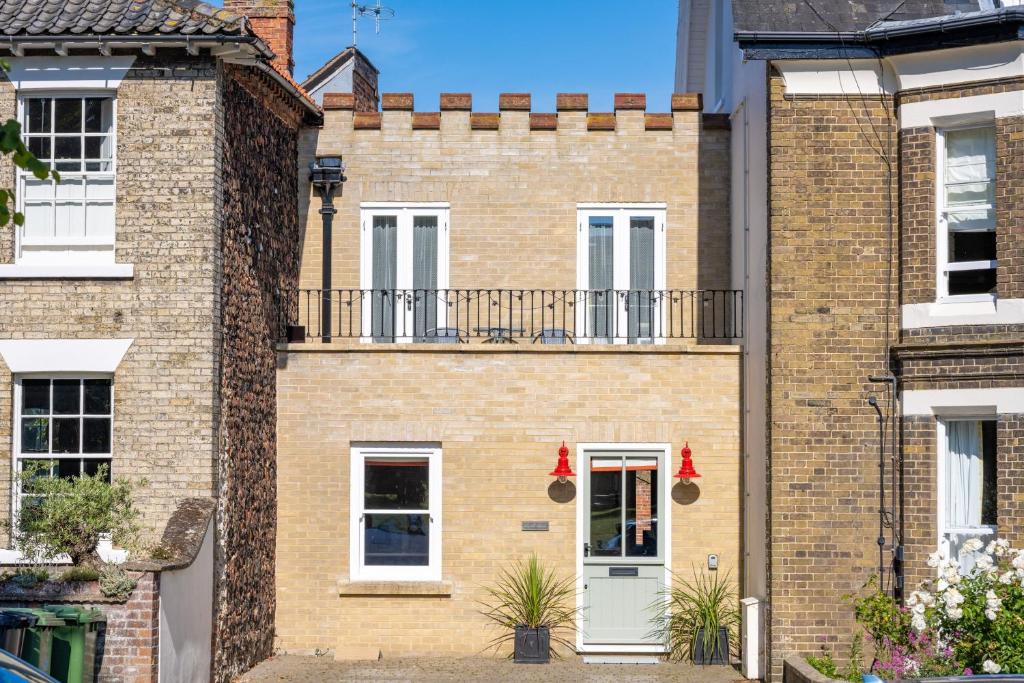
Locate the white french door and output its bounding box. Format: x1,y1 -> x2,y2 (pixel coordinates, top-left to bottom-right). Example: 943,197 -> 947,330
576,205 -> 666,343
360,204 -> 449,342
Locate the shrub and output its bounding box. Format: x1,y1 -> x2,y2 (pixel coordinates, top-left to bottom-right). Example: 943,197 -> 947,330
98,564 -> 137,600
12,464 -> 140,567
8,567 -> 49,588
655,567 -> 739,662
58,566 -> 101,583
906,538 -> 1024,675
479,555 -> 577,657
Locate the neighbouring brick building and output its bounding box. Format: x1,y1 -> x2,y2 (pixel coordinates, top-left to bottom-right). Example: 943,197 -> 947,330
0,0 -> 318,680
274,89 -> 743,659
685,0 -> 1024,679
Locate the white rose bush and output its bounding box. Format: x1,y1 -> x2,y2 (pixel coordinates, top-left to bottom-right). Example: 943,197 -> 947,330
901,538 -> 1024,676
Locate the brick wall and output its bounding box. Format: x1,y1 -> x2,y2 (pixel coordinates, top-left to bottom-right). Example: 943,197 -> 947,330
275,345 -> 742,658
212,64 -> 303,683
224,0 -> 295,75
0,571 -> 160,683
765,71 -> 899,680
0,54 -> 222,544
301,92 -> 726,294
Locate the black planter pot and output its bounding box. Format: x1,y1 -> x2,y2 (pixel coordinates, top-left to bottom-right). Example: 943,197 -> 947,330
693,626 -> 729,665
513,625 -> 550,664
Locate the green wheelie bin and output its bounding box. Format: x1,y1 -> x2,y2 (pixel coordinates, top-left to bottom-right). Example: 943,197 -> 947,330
42,606 -> 105,683
6,607 -> 66,676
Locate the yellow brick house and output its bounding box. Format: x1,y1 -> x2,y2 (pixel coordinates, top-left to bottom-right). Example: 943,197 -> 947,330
274,89 -> 742,660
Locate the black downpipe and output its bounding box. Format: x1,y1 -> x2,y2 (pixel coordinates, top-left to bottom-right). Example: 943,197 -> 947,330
870,373 -> 903,601
868,395 -> 886,587
318,186 -> 336,343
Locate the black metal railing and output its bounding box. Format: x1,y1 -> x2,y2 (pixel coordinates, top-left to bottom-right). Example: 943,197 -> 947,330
279,289 -> 742,343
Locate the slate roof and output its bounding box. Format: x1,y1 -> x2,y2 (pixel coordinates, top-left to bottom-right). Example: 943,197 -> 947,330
732,0 -> 984,33
0,0 -> 245,37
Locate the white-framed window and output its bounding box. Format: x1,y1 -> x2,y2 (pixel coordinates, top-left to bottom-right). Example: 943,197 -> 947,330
349,444 -> 442,582
937,418 -> 997,565
359,203 -> 450,342
17,93 -> 116,265
936,125 -> 996,301
576,204 -> 667,343
13,376 -> 113,512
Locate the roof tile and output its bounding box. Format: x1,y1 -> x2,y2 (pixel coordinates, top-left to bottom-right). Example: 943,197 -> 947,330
0,0 -> 246,36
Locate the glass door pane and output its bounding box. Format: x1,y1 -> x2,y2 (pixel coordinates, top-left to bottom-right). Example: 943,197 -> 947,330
589,456 -> 623,556
371,215 -> 398,341
588,217 -> 614,341
625,457 -> 658,557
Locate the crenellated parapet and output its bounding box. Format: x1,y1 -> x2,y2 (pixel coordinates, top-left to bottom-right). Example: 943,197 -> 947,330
321,91 -> 717,131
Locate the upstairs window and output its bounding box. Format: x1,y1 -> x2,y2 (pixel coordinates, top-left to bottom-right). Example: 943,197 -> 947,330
18,95 -> 116,265
937,125 -> 996,300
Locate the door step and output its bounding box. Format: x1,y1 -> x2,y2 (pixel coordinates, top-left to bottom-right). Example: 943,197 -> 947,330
582,655 -> 661,665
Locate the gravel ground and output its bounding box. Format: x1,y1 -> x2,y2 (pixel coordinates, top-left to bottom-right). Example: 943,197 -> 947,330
241,655 -> 745,683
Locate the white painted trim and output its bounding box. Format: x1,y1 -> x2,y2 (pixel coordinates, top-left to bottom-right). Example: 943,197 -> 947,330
901,298 -> 1024,329
0,264 -> 133,279
0,339 -> 132,373
775,44 -> 1024,98
575,207 -> 668,343
349,444 -> 442,583
901,91 -> 1024,129
774,59 -> 893,96
7,56 -> 136,90
889,42 -> 1024,92
574,443 -> 672,653
358,206 -> 450,342
582,654 -> 661,663
903,388 -> 1024,416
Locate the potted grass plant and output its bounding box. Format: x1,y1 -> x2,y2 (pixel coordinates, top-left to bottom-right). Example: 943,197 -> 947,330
480,554 -> 577,663
655,566 -> 739,665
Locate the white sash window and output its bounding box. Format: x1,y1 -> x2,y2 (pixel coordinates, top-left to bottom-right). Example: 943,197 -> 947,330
937,126 -> 996,301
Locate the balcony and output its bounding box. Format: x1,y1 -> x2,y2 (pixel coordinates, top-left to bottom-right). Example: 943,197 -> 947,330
279,289 -> 743,344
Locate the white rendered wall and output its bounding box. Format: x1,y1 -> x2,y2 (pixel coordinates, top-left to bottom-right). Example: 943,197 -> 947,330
158,519 -> 214,683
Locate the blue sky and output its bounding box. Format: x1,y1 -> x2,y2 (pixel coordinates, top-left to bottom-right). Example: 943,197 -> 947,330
293,1 -> 680,112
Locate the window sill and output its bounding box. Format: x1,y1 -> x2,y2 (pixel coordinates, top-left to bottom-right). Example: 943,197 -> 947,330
0,264 -> 134,279
901,297 -> 1024,329
337,579 -> 453,597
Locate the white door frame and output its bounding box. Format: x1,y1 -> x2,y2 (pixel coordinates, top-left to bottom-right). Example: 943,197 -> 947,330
575,204 -> 667,344
359,202 -> 450,342
575,442 -> 672,653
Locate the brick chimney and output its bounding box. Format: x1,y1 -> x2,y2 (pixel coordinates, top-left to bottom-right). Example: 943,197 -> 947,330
224,0 -> 295,75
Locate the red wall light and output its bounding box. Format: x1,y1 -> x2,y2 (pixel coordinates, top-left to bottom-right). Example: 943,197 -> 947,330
549,441 -> 576,483
674,442 -> 701,485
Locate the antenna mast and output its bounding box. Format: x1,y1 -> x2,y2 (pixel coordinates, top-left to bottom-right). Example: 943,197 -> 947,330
351,0 -> 395,48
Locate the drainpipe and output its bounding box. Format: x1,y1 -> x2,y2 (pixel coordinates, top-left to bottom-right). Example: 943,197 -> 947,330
309,157 -> 347,342
870,373 -> 903,600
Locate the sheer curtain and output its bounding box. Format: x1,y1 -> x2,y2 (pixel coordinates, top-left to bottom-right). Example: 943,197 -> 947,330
371,216 -> 397,341
412,216 -> 438,341
628,218 -> 655,342
588,218 -> 614,340
946,420 -> 983,529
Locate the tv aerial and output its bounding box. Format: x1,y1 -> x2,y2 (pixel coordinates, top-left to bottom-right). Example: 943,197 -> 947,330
351,0 -> 395,48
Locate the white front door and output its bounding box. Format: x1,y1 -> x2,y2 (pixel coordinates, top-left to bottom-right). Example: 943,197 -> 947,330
578,445 -> 670,651
361,205 -> 449,341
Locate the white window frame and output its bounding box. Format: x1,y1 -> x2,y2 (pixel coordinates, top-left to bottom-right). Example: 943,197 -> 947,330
349,443 -> 442,582
358,203 -> 450,343
936,416 -> 997,563
15,91 -> 118,266
575,203 -> 667,344
11,373 -> 114,520
935,124 -> 996,304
